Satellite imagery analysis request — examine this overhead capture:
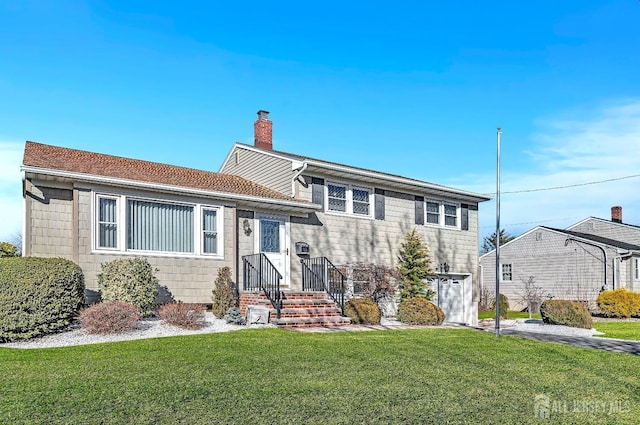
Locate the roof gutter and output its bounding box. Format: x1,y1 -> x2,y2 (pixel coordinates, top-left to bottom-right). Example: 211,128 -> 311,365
21,165 -> 321,212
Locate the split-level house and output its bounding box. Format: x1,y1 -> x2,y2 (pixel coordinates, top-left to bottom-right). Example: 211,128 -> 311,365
21,111 -> 490,326
480,206 -> 640,311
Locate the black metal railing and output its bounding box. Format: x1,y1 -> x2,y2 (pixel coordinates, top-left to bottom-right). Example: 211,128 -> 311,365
242,253 -> 283,319
301,257 -> 346,315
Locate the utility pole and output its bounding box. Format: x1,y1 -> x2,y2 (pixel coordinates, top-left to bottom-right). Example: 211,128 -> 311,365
495,127 -> 502,337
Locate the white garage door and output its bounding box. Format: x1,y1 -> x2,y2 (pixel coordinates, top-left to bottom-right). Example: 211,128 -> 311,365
438,278 -> 464,323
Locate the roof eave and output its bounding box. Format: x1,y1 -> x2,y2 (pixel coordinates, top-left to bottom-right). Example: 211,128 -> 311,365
21,165 -> 321,212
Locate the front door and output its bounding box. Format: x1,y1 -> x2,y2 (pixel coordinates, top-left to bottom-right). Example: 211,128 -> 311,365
256,214 -> 290,287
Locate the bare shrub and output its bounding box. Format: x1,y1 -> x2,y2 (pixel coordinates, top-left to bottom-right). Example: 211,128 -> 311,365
79,302 -> 141,334
158,303 -> 206,330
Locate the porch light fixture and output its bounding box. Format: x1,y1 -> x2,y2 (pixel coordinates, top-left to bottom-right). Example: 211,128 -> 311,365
242,219 -> 252,236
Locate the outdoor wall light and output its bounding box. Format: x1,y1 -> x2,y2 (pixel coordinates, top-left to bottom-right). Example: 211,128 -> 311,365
439,262 -> 450,273
242,219 -> 252,236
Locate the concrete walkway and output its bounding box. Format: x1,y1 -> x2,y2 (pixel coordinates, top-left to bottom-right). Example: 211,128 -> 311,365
292,318 -> 640,355
497,329 -> 640,355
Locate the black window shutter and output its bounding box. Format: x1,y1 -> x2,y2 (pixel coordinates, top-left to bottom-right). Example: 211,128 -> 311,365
374,188 -> 385,220
415,196 -> 424,225
461,204 -> 469,231
311,177 -> 324,207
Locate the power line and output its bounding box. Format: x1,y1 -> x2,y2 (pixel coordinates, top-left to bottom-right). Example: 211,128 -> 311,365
484,173 -> 640,196
480,217 -> 581,229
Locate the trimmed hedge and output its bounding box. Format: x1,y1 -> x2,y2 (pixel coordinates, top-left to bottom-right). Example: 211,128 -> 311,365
98,257 -> 158,317
344,298 -> 382,325
540,300 -> 592,329
597,289 -> 640,318
0,257 -> 85,341
397,297 -> 445,325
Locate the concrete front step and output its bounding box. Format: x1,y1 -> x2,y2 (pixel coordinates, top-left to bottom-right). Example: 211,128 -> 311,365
271,316 -> 351,328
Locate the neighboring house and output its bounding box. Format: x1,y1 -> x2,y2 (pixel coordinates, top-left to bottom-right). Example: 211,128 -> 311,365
21,111 -> 490,325
480,207 -> 640,311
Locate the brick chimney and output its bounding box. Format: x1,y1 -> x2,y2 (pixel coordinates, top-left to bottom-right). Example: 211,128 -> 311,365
254,110 -> 272,150
611,206 -> 622,223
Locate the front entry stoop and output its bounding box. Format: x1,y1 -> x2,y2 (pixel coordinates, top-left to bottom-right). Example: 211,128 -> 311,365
239,291 -> 351,328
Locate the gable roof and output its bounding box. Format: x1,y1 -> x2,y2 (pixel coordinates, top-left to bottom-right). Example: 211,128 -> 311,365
221,143 -> 491,203
568,216 -> 640,231
545,227 -> 640,252
21,141 -> 317,210
480,225 -> 640,259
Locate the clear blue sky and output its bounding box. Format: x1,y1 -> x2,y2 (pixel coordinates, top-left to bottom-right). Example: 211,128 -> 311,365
2,0 -> 640,244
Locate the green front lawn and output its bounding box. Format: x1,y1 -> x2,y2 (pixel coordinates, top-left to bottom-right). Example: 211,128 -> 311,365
2,328 -> 639,424
593,321 -> 640,340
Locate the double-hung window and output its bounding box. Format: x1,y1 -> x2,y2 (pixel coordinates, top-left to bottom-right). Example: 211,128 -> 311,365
502,264 -> 513,281
635,258 -> 640,280
95,193 -> 222,257
424,200 -> 459,228
326,182 -> 372,217
97,196 -> 118,249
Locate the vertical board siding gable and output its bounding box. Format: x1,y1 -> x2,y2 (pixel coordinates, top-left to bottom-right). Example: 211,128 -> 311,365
415,195 -> 424,225
312,177 -> 324,208
374,188 -> 385,220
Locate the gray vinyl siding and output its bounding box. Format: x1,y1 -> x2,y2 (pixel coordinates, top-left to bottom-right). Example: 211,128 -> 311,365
220,148 -> 293,196
291,175 -> 481,300
480,228 -> 618,310
25,181 -> 74,257
569,218 -> 640,246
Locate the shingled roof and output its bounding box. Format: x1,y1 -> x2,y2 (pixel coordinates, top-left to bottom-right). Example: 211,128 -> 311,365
22,141 -> 303,203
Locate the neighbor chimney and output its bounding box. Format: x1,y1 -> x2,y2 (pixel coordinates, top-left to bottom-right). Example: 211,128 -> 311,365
254,110 -> 272,150
611,206 -> 622,223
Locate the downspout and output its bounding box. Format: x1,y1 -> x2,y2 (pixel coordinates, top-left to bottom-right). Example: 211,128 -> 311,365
565,237 -> 608,291
291,162 -> 308,198
613,251 -> 633,290
21,170 -> 26,257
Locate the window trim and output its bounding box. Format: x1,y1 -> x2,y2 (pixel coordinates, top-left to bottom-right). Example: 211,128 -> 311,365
635,258 -> 640,281
423,199 -> 461,229
92,192 -> 224,258
324,181 -> 373,218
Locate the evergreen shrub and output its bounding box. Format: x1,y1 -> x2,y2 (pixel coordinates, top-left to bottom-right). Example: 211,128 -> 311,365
597,289 -> 640,318
212,267 -> 235,318
0,257 -> 84,341
540,300 -> 592,329
344,297 -> 381,325
223,307 -> 246,325
491,294 -> 510,319
397,297 -> 445,325
98,257 -> 158,316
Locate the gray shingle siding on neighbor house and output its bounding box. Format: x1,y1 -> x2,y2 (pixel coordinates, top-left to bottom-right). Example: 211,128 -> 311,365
569,218 -> 640,246
480,226 -> 639,311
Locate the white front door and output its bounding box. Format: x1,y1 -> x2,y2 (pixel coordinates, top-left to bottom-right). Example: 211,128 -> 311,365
256,214 -> 290,287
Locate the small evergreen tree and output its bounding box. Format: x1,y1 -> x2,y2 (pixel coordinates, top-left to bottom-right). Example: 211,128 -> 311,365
397,229 -> 434,300
212,267 -> 235,318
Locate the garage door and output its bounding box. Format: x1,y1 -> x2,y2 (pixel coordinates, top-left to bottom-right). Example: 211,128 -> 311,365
439,278 -> 464,323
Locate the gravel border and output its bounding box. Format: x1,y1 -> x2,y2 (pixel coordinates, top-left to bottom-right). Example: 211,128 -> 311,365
477,318 -> 604,337
1,312 -> 276,349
